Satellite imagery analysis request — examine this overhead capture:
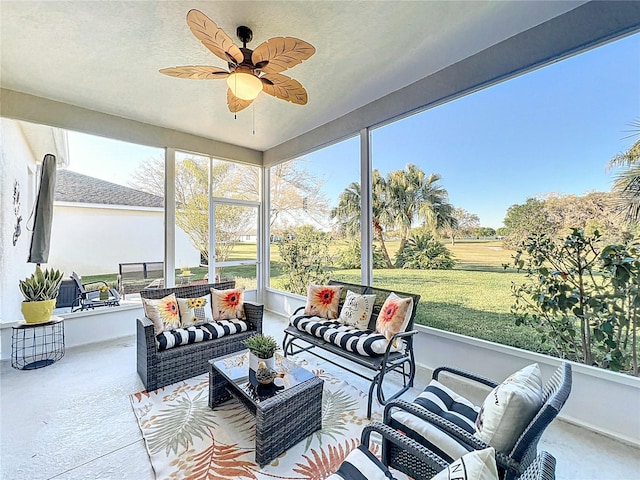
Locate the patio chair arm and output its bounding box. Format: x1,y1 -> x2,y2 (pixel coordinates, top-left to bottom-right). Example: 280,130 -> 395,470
242,301 -> 264,334
362,422 -> 449,479
82,279 -> 110,287
433,365 -> 499,388
382,329 -> 418,358
384,400 -> 521,474
384,399 -> 490,450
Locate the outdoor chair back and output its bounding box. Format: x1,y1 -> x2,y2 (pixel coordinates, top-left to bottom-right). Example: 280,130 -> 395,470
70,272 -> 120,311
329,421 -> 556,480
384,362 -> 571,480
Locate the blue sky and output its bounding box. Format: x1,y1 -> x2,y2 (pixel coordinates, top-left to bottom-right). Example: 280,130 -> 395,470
304,32 -> 640,229
69,32 -> 639,230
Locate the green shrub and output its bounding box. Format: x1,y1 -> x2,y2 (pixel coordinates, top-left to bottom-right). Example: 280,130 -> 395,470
395,232 -> 455,270
337,239 -> 386,269
278,225 -> 332,295
509,229 -> 639,375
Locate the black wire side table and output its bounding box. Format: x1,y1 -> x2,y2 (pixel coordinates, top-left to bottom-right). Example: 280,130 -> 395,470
11,316 -> 65,370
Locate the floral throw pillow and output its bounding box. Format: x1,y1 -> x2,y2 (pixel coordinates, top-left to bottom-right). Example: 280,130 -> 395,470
142,293 -> 180,335
177,295 -> 213,327
375,292 -> 413,342
304,283 -> 343,319
338,290 -> 377,329
210,287 -> 245,321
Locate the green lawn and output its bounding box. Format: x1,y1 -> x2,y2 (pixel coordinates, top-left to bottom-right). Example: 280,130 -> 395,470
83,239 -> 548,354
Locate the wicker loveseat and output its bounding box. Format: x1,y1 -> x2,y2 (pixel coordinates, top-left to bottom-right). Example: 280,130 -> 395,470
137,280 -> 263,391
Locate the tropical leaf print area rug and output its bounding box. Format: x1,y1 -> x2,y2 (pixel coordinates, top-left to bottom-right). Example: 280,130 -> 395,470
130,366 -> 402,480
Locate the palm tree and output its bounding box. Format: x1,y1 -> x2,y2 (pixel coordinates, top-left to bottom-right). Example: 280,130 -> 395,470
331,170 -> 395,268
387,164 -> 455,250
609,120 -> 640,223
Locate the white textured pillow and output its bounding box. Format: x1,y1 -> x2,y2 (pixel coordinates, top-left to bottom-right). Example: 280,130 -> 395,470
474,364 -> 544,452
338,290 -> 377,329
431,448 -> 498,480
177,295 -> 214,327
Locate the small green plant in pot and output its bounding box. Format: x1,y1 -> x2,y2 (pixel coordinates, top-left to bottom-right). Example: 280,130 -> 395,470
244,333 -> 279,371
19,266 -> 63,323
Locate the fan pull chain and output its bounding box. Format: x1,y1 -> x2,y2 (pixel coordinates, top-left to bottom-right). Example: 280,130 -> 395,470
252,103 -> 256,135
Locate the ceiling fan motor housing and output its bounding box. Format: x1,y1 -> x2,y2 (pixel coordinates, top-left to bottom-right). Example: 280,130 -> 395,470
237,26 -> 253,46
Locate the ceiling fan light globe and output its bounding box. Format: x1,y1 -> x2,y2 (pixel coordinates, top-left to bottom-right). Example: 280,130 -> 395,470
227,72 -> 263,100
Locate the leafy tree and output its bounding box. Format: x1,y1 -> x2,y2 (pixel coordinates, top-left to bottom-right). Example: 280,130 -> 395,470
441,207 -> 480,245
395,231 -> 455,270
387,165 -> 454,250
502,198 -> 554,249
130,157 -> 250,265
278,225 -> 332,295
503,193 -> 629,250
130,156 -> 329,265
267,160 -> 330,229
476,227 -> 497,237
336,239 -> 386,269
608,119 -> 640,222
332,165 -> 454,268
509,229 -> 639,374
543,191 -> 622,241
331,170 -> 395,268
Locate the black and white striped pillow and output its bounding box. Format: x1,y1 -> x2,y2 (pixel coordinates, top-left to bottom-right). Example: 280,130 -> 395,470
326,444 -> 393,480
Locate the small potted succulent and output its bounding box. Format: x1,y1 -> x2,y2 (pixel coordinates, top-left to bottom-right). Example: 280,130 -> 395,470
19,266 -> 64,323
244,333 -> 279,371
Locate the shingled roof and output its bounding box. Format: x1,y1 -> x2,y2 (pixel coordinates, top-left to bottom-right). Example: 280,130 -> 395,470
55,170 -> 163,208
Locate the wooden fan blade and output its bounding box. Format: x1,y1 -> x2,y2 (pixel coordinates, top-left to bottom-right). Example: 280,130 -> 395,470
252,37 -> 315,74
261,73 -> 308,105
159,66 -> 229,80
227,89 -> 253,113
186,9 -> 243,65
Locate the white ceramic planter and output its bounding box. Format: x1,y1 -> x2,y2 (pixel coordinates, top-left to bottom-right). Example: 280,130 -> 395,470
249,351 -> 275,372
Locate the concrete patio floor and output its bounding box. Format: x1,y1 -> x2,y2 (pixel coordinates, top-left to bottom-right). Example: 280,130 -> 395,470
1,312 -> 638,479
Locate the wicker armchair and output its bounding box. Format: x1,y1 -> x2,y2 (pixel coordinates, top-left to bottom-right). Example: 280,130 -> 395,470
335,422 -> 556,480
384,363 -> 571,480
137,281 -> 263,391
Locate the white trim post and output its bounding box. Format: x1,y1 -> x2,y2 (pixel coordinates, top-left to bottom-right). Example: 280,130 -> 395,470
360,128 -> 373,286
164,148 -> 176,287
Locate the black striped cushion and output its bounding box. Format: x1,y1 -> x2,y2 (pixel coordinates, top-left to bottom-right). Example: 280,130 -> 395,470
414,379 -> 479,433
156,319 -> 248,351
389,379 -> 480,463
326,444 -> 394,480
291,316 -> 400,357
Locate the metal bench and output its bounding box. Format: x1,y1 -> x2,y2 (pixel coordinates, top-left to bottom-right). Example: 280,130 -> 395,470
282,280 -> 420,418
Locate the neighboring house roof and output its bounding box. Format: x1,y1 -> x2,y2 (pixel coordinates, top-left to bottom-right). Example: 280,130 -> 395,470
55,169 -> 163,208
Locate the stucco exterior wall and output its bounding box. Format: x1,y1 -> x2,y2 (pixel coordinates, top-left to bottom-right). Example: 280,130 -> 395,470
48,203 -> 200,276
0,120 -> 38,325
0,118 -> 68,328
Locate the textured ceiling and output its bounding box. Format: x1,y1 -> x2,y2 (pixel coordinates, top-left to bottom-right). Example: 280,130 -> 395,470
0,1 -> 585,151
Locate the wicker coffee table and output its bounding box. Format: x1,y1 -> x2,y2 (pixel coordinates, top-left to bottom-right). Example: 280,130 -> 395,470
208,350 -> 323,467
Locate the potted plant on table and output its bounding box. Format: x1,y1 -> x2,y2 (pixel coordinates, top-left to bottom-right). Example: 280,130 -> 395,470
19,266 -> 64,323
244,333 -> 279,371
98,285 -> 110,300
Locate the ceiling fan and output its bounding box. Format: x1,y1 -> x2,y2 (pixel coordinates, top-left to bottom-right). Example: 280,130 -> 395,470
160,9 -> 316,113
